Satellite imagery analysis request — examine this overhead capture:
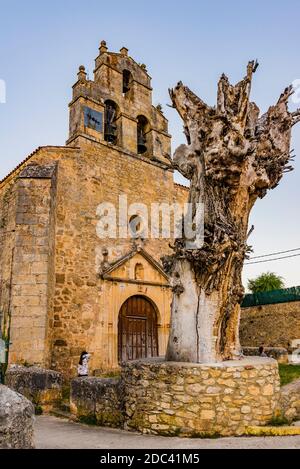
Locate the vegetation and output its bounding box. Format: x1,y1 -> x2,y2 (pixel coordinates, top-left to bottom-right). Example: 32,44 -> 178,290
62,385 -> 70,401
267,415 -> 289,426
78,414 -> 97,426
279,364 -> 300,386
34,405 -> 43,415
247,272 -> 285,293
20,360 -> 33,368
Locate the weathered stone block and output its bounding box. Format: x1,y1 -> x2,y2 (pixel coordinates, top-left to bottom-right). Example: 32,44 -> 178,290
70,377 -> 124,428
243,346 -> 288,363
278,378 -> 300,423
5,365 -> 62,411
0,385 -> 34,448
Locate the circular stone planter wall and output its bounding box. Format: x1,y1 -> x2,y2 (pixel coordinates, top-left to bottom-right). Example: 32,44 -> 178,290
122,357 -> 280,437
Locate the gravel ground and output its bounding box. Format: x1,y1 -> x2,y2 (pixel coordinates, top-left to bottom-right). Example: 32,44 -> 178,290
35,415 -> 300,449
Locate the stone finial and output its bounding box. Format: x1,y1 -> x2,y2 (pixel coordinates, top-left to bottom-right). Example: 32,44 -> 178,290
140,63 -> 147,72
156,103 -> 163,113
102,247 -> 109,258
120,47 -> 128,57
132,238 -> 144,252
100,247 -> 110,271
77,65 -> 87,82
99,40 -> 108,54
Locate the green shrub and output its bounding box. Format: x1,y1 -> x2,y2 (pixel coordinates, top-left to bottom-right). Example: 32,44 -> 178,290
279,364 -> 300,386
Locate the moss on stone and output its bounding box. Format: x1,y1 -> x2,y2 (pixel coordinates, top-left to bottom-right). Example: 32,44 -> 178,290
96,411 -> 123,428
78,414 -> 98,426
34,404 -> 43,415
62,384 -> 70,401
189,431 -> 221,439
245,425 -> 300,436
97,371 -> 121,379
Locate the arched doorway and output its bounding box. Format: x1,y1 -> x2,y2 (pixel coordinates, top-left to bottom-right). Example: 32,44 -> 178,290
118,296 -> 159,362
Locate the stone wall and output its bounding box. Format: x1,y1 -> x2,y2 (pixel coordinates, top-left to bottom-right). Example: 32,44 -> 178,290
68,359 -> 300,437
122,357 -> 280,437
240,301 -> 300,350
0,178 -> 18,345
243,347 -> 288,363
5,365 -> 62,411
0,141 -> 188,378
50,139 -> 186,376
278,378 -> 300,423
0,384 -> 34,448
70,377 -> 123,427
0,148 -> 64,367
9,166 -> 57,365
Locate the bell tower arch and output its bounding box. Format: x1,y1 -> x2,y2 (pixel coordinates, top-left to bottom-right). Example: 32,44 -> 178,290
66,40 -> 171,163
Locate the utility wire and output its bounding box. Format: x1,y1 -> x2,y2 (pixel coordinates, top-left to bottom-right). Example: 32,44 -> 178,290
245,252 -> 300,265
249,247 -> 300,260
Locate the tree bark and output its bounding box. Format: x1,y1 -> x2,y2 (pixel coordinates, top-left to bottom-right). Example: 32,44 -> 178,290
163,61 -> 299,363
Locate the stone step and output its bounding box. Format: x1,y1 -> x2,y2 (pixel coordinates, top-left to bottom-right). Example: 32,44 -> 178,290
50,408 -> 75,421
60,401 -> 70,413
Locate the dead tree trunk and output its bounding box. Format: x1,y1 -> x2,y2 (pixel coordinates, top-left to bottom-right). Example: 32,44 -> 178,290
163,61 -> 300,363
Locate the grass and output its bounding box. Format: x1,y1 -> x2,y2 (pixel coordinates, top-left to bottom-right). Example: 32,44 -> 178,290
278,364 -> 300,386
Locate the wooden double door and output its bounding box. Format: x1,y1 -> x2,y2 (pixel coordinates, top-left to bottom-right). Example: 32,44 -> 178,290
118,296 -> 159,362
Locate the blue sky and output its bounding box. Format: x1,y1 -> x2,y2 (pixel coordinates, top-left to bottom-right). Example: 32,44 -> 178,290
0,0 -> 299,288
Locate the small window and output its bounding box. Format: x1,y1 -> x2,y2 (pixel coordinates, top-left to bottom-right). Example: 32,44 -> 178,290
135,263 -> 144,280
104,100 -> 118,144
123,70 -> 132,94
137,115 -> 149,154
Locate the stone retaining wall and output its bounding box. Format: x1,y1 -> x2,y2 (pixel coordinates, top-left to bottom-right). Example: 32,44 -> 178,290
243,347 -> 288,363
122,357 -> 280,437
67,359 -> 300,437
0,384 -> 34,448
278,378 -> 300,423
240,301 -> 300,350
70,377 -> 124,427
5,365 -> 62,411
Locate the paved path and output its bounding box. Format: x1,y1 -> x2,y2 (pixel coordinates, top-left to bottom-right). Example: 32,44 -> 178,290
35,415 -> 300,449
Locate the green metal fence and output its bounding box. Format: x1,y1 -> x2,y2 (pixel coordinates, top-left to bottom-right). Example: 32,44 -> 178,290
242,285 -> 300,308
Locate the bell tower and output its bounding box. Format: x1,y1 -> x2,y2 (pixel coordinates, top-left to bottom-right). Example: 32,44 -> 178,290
67,41 -> 171,164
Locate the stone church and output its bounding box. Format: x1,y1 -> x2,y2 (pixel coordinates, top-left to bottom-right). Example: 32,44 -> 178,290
0,41 -> 188,377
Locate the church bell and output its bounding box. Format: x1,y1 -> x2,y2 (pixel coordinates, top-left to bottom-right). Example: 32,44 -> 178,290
104,123 -> 117,144
137,130 -> 147,154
